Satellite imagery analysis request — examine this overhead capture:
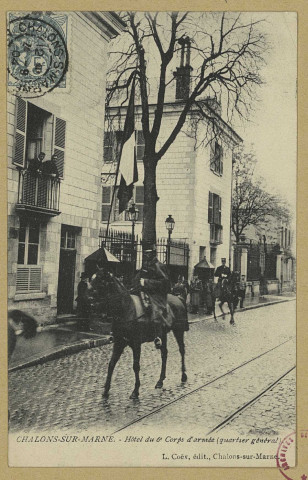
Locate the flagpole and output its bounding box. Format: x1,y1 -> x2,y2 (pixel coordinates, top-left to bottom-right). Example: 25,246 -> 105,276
105,75 -> 136,240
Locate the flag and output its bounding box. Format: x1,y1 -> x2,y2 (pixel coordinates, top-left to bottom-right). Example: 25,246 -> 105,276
117,79 -> 138,213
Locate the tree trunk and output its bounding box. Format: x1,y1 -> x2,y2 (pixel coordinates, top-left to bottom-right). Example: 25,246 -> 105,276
143,154 -> 158,247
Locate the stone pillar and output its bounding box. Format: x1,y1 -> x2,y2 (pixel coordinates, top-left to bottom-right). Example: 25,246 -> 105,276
276,253 -> 283,293
240,247 -> 248,279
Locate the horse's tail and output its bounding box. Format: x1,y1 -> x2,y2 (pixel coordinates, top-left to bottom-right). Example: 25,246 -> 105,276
8,310 -> 37,339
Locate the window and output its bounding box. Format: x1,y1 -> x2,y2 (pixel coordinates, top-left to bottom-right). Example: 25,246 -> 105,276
17,218 -> 40,265
102,185 -> 144,222
61,226 -> 76,249
210,247 -> 217,266
104,131 -> 123,163
208,192 -> 223,244
208,192 -> 222,225
13,98 -> 66,178
16,218 -> 42,293
136,130 -> 145,162
210,141 -> 223,175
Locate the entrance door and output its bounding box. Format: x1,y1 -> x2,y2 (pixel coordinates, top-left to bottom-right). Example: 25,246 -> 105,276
57,249 -> 76,314
57,225 -> 78,315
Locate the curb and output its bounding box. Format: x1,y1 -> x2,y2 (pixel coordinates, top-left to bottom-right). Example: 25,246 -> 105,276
9,336 -> 112,373
188,296 -> 295,325
9,297 -> 295,373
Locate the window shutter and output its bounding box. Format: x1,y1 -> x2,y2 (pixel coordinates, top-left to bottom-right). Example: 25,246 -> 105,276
210,142 -> 215,171
16,266 -> 42,292
102,186 -> 111,222
220,146 -> 224,175
135,185 -> 144,221
208,192 -> 213,223
13,98 -> 28,167
53,117 -> 66,178
218,196 -> 222,224
136,130 -> 145,161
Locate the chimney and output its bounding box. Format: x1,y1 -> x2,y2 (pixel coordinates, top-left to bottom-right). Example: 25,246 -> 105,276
173,37 -> 193,101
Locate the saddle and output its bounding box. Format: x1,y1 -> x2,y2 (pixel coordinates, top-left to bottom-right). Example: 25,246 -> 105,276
131,295 -> 173,328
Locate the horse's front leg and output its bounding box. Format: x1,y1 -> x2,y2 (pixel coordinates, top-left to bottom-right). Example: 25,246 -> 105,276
229,301 -> 235,325
103,339 -> 125,398
213,298 -> 217,321
130,342 -> 141,399
155,331 -> 167,389
219,301 -> 225,319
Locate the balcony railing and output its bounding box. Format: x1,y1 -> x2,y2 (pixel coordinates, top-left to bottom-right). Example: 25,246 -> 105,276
16,169 -> 61,216
210,223 -> 223,244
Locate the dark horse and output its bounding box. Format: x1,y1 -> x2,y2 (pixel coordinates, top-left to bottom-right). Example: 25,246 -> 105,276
212,273 -> 239,325
93,272 -> 189,399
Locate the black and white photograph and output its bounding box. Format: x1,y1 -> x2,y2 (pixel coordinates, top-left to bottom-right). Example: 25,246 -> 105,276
6,10 -> 296,468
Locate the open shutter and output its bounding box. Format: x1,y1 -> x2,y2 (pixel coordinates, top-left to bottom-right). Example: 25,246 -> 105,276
210,142 -> 215,171
102,186 -> 111,221
220,146 -> 224,175
13,98 -> 28,167
208,192 -> 213,223
218,196 -> 222,224
135,185 -> 144,221
53,117 -> 66,178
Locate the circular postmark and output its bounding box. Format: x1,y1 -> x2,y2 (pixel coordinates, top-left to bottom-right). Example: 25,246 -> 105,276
7,14 -> 68,97
276,432 -> 296,480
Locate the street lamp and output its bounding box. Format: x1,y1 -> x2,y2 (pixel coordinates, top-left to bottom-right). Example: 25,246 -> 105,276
165,214 -> 175,265
127,203 -> 139,276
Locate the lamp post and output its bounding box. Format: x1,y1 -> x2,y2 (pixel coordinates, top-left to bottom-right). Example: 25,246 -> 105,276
165,214 -> 175,265
127,203 -> 139,277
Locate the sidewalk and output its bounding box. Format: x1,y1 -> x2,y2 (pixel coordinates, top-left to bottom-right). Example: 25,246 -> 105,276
9,294 -> 296,372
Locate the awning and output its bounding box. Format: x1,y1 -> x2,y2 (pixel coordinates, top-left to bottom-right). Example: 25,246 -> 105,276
85,247 -> 120,263
194,258 -> 215,269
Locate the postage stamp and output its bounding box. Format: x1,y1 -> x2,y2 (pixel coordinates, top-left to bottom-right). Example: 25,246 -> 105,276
7,12 -> 68,97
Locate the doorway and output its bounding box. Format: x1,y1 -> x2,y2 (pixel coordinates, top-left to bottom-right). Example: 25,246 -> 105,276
57,226 -> 77,314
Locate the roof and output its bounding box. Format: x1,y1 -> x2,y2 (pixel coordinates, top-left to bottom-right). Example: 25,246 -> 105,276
194,258 -> 215,269
85,247 -> 120,263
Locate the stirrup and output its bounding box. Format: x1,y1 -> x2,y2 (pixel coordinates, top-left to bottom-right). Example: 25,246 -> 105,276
154,337 -> 162,349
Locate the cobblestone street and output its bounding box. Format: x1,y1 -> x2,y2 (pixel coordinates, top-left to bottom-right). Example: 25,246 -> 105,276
9,301 -> 296,435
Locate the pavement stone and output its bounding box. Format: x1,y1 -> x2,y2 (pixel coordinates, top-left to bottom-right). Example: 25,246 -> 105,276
8,301 -> 296,434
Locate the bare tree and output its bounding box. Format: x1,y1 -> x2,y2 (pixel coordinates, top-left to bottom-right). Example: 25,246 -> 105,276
232,145 -> 290,244
106,12 -> 268,246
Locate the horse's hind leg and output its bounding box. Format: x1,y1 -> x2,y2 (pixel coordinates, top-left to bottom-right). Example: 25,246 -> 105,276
173,328 -> 187,383
155,331 -> 168,389
219,301 -> 225,319
103,340 -> 125,398
130,342 -> 141,399
229,302 -> 235,325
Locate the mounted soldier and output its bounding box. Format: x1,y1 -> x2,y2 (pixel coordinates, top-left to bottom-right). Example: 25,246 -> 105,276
214,257 -> 231,298
131,243 -> 171,349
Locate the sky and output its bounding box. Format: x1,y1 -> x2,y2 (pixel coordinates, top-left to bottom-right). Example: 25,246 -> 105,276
235,12 -> 297,215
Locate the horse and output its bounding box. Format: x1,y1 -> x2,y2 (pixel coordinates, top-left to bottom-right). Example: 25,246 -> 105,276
212,273 -> 239,325
8,309 -> 37,361
90,271 -> 189,399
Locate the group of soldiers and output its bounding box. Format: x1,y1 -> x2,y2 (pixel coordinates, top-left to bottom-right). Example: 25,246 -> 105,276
75,248 -> 247,348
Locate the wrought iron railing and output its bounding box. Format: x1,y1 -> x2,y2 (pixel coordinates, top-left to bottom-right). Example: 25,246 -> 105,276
17,169 -> 61,213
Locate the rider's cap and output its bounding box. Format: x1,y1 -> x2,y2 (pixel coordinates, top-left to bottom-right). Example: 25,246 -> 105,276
221,257 -> 226,262
80,272 -> 88,279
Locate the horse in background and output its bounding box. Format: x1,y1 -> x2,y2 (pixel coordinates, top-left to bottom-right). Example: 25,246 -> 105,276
88,271 -> 189,399
8,309 -> 37,362
212,272 -> 239,325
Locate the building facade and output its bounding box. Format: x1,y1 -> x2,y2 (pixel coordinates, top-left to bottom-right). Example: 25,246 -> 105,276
102,100 -> 242,280
7,12 -> 125,323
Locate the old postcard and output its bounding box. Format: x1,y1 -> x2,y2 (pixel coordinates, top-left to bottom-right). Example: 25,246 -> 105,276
3,3 -> 305,477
